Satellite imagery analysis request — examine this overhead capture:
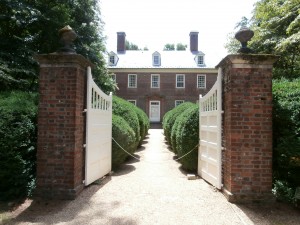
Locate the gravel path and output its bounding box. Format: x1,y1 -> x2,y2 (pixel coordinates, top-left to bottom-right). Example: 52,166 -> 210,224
5,129 -> 300,225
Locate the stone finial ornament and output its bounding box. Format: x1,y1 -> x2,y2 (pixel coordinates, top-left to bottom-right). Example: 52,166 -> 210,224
57,25 -> 77,53
235,27 -> 254,54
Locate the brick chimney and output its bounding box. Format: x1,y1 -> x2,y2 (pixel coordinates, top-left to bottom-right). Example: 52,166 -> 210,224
190,31 -> 199,52
117,32 -> 126,52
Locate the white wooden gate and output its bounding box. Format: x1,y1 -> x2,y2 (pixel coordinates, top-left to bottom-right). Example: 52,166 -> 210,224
198,68 -> 223,189
85,67 -> 112,186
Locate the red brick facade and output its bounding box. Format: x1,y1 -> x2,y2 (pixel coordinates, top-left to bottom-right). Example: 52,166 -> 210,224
112,69 -> 217,121
35,54 -> 93,199
218,54 -> 277,203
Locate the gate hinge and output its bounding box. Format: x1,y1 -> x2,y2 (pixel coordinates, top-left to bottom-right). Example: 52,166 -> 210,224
83,144 -> 86,148
83,109 -> 87,113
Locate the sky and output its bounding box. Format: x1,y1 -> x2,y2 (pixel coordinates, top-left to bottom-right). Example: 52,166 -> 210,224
100,0 -> 258,67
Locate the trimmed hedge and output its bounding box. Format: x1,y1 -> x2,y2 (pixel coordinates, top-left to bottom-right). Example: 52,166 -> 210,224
162,102 -> 195,144
272,78 -> 300,203
113,96 -> 141,148
173,104 -> 199,171
112,114 -> 136,169
131,105 -> 150,146
0,91 -> 38,201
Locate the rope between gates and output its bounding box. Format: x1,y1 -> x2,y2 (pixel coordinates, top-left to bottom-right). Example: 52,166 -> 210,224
111,137 -> 198,164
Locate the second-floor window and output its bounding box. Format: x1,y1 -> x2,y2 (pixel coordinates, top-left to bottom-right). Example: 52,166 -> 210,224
128,74 -> 137,88
176,74 -> 185,88
111,74 -> 116,82
175,100 -> 184,107
151,74 -> 160,88
197,74 -> 206,88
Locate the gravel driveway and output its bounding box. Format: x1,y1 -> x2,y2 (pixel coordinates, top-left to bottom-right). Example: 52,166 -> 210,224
4,129 -> 300,225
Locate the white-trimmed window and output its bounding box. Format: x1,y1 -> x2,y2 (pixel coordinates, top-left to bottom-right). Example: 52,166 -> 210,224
111,74 -> 116,82
128,100 -> 136,105
109,55 -> 115,64
108,51 -> 118,66
197,55 -> 204,65
128,74 -> 137,88
151,74 -> 160,88
176,74 -> 185,88
197,74 -> 206,88
175,100 -> 184,107
152,51 -> 161,66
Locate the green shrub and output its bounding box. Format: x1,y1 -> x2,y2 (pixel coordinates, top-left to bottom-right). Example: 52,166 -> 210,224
174,104 -> 199,172
131,104 -> 150,145
272,78 -> 300,203
113,96 -> 141,148
162,102 -> 194,144
112,114 -> 136,169
0,91 -> 38,200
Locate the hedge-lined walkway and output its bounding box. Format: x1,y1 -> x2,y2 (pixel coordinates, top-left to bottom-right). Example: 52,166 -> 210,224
6,129 -> 300,225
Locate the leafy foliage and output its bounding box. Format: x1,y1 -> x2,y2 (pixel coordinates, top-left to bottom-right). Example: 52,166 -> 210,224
0,91 -> 38,200
163,102 -> 198,171
174,105 -> 199,171
225,0 -> 300,78
0,0 -> 115,93
273,79 -> 300,199
131,105 -> 150,146
113,96 -> 141,148
112,115 -> 136,169
162,102 -> 195,144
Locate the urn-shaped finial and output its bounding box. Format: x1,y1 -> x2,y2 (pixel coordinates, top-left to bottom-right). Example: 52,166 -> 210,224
57,25 -> 77,53
235,27 -> 254,54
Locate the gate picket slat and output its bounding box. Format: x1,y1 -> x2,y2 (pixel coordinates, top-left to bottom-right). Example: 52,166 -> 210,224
198,68 -> 222,189
85,66 -> 112,186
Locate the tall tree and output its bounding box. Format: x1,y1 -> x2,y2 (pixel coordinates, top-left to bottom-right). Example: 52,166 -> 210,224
163,43 -> 175,51
225,0 -> 300,78
176,43 -> 187,51
0,0 -> 115,93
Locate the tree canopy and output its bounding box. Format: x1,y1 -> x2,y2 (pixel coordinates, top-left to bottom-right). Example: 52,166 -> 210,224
163,43 -> 187,51
225,0 -> 300,79
0,0 -> 115,93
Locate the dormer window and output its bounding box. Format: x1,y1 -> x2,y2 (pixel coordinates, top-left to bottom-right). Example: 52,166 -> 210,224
195,54 -> 205,66
152,52 -> 161,66
108,51 -> 118,66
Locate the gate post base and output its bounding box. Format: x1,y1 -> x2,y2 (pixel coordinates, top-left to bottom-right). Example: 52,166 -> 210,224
35,184 -> 84,200
222,188 -> 275,204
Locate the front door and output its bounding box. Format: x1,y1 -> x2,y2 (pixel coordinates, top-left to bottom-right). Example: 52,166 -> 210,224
149,101 -> 160,122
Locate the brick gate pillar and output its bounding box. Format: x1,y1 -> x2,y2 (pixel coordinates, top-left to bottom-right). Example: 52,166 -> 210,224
217,54 -> 277,203
35,54 -> 93,199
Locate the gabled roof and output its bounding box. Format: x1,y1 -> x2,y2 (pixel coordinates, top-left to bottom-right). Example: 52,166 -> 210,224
107,50 -> 208,69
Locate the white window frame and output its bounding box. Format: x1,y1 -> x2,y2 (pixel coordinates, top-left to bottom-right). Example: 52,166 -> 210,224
197,74 -> 206,89
175,100 -> 185,107
128,100 -> 136,105
128,74 -> 137,88
152,52 -> 161,66
196,55 -> 204,66
176,74 -> 185,88
151,74 -> 160,88
109,55 -> 115,65
108,52 -> 118,66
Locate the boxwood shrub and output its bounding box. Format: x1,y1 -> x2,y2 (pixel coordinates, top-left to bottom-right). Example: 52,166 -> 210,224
174,104 -> 199,172
131,104 -> 150,146
112,114 -> 136,169
113,96 -> 141,148
272,78 -> 300,203
0,91 -> 38,201
162,102 -> 194,144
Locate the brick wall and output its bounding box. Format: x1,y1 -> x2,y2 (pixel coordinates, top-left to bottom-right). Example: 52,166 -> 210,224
114,71 -> 217,120
218,54 -> 277,203
35,54 -> 93,199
